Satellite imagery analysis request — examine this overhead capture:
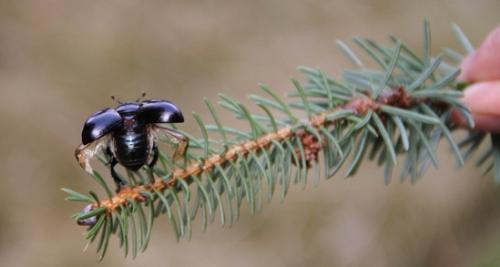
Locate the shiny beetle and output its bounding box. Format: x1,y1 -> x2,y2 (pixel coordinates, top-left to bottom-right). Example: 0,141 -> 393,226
75,95 -> 188,191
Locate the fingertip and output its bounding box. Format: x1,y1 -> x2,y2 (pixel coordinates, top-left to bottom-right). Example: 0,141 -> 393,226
459,26 -> 500,82
463,81 -> 500,116
470,114 -> 500,133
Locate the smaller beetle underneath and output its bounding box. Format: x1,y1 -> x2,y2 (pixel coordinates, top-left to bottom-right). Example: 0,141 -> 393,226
75,99 -> 188,192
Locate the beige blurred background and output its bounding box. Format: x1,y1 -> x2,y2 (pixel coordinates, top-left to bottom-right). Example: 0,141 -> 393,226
0,1 -> 499,266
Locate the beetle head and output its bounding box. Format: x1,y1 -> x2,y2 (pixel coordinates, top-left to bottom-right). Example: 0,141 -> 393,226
116,102 -> 141,116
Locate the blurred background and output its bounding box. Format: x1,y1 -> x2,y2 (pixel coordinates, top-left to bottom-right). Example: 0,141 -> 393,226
0,0 -> 499,266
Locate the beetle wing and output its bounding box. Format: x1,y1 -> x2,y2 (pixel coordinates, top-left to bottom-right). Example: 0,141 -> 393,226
150,125 -> 189,161
75,134 -> 111,174
82,108 -> 122,145
138,100 -> 184,124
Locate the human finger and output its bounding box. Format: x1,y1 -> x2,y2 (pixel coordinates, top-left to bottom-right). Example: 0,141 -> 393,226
460,27 -> 500,82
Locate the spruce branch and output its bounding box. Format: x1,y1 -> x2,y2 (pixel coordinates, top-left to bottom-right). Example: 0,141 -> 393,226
63,21 -> 490,259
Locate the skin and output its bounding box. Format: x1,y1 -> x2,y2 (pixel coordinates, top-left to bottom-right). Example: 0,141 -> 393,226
456,27 -> 500,133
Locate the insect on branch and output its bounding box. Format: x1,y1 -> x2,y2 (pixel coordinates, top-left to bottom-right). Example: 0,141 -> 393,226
83,86 -> 428,217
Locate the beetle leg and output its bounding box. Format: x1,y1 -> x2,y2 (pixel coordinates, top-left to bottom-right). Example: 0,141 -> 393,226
148,144 -> 160,168
144,144 -> 159,183
153,125 -> 189,162
110,157 -> 127,192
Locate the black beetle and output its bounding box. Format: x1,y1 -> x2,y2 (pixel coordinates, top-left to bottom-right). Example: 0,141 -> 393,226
75,95 -> 188,191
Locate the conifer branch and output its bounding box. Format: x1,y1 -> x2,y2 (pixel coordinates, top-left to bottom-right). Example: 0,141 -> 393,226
86,91 -> 423,214
63,21 -> 492,259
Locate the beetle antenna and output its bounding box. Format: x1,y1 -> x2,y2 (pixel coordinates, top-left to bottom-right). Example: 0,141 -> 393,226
111,95 -> 123,104
136,92 -> 147,102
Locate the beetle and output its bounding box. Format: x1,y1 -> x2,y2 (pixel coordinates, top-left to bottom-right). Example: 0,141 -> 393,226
75,95 -> 188,191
